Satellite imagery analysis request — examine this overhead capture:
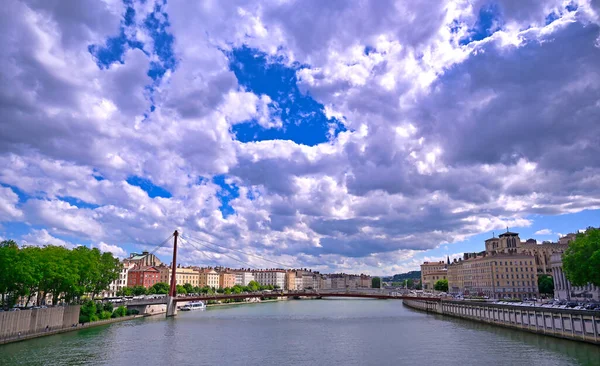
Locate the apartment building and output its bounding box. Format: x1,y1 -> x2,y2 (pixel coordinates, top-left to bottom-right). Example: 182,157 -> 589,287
253,270 -> 286,289
158,266 -> 200,287
233,271 -> 255,286
127,266 -> 161,288
219,272 -> 236,289
199,269 -> 219,289
447,253 -> 539,299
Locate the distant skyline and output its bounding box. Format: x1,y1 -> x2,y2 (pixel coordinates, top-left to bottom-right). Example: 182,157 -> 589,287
1,1 -> 600,275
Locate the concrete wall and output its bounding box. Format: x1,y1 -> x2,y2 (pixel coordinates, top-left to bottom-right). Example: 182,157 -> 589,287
0,306 -> 80,342
403,299 -> 600,345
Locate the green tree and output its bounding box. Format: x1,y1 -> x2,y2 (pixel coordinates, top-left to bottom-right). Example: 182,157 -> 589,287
92,252 -> 121,298
132,285 -> 148,296
79,300 -> 97,323
247,281 -> 260,292
117,287 -> 133,297
103,301 -> 114,313
372,277 -> 381,289
563,228 -> 600,286
538,275 -> 554,295
176,284 -> 187,295
113,305 -> 127,318
0,240 -> 21,308
148,282 -> 169,295
183,283 -> 194,294
434,279 -> 448,292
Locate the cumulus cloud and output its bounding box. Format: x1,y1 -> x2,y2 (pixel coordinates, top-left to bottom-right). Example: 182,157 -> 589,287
1,0 -> 599,274
22,229 -> 77,248
94,242 -> 128,258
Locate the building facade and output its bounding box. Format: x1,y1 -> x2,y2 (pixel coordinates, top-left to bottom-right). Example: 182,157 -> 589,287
422,270 -> 447,291
199,269 -> 220,289
285,271 -> 296,290
158,266 -> 200,287
234,271 -> 255,286
421,261 -> 447,290
485,231 -> 569,274
447,253 -> 539,299
253,270 -> 286,289
219,272 -> 236,289
551,253 -> 600,301
127,266 -> 161,288
103,261 -> 136,297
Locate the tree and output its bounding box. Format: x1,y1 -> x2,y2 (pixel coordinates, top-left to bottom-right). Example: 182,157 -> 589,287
117,287 -> 133,297
132,285 -> 148,296
372,277 -> 381,289
176,284 -> 187,295
563,228 -> 600,286
538,275 -> 554,295
148,282 -> 169,295
247,281 -> 260,292
183,283 -> 194,294
434,279 -> 448,292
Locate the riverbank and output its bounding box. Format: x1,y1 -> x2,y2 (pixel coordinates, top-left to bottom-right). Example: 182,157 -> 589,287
205,298 -> 285,308
403,299 -> 600,345
0,314 -> 142,345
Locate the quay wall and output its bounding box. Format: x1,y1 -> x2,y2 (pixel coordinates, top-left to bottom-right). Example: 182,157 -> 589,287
0,306 -> 80,343
403,299 -> 600,345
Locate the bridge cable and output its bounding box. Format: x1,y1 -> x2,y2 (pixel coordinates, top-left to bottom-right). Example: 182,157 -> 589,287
181,233 -> 294,269
180,235 -> 259,270
147,233 -> 174,257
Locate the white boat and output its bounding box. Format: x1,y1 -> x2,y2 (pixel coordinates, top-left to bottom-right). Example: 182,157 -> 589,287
180,301 -> 206,311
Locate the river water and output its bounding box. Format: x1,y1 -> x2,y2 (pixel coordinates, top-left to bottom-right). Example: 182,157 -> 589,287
1,299 -> 599,366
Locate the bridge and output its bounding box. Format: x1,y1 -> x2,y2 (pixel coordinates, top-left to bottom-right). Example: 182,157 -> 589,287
151,231 -> 439,316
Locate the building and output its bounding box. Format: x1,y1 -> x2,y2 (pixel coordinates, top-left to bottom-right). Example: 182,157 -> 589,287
422,270 -> 447,291
125,251 -> 162,267
234,271 -> 255,286
485,231 -> 569,274
360,275 -> 372,288
253,270 -> 286,289
320,276 -> 332,290
551,253 -> 600,301
158,266 -> 200,288
285,271 -> 296,290
199,269 -> 219,289
219,272 -> 236,289
420,261 -> 447,290
447,253 -> 539,299
127,266 -> 161,288
103,261 -> 136,297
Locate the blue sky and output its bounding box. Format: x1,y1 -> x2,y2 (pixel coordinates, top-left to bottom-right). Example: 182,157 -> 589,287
1,0 -> 600,275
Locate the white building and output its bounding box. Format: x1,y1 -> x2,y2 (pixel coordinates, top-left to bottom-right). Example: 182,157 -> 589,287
234,271 -> 255,286
253,270 -> 286,289
102,261 -> 135,298
320,277 -> 332,290
551,253 -> 600,301
295,276 -> 304,291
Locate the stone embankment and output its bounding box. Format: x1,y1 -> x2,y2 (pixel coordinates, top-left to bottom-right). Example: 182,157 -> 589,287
403,299 -> 600,345
0,306 -> 141,345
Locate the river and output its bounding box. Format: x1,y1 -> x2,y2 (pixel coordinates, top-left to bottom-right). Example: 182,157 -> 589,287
1,299 -> 599,366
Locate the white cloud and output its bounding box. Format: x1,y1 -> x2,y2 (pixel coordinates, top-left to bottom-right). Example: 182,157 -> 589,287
0,1 -> 599,275
94,242 -> 128,258
534,229 -> 553,235
22,229 -> 76,249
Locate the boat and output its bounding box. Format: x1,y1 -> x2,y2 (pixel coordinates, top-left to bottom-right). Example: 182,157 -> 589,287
180,301 -> 206,311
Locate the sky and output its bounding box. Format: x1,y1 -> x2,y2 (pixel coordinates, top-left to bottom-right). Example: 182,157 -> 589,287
1,0 -> 600,276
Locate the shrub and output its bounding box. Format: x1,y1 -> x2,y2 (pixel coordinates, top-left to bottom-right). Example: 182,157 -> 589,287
113,306 -> 127,317
99,310 -> 112,320
103,302 -> 114,313
79,315 -> 90,324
